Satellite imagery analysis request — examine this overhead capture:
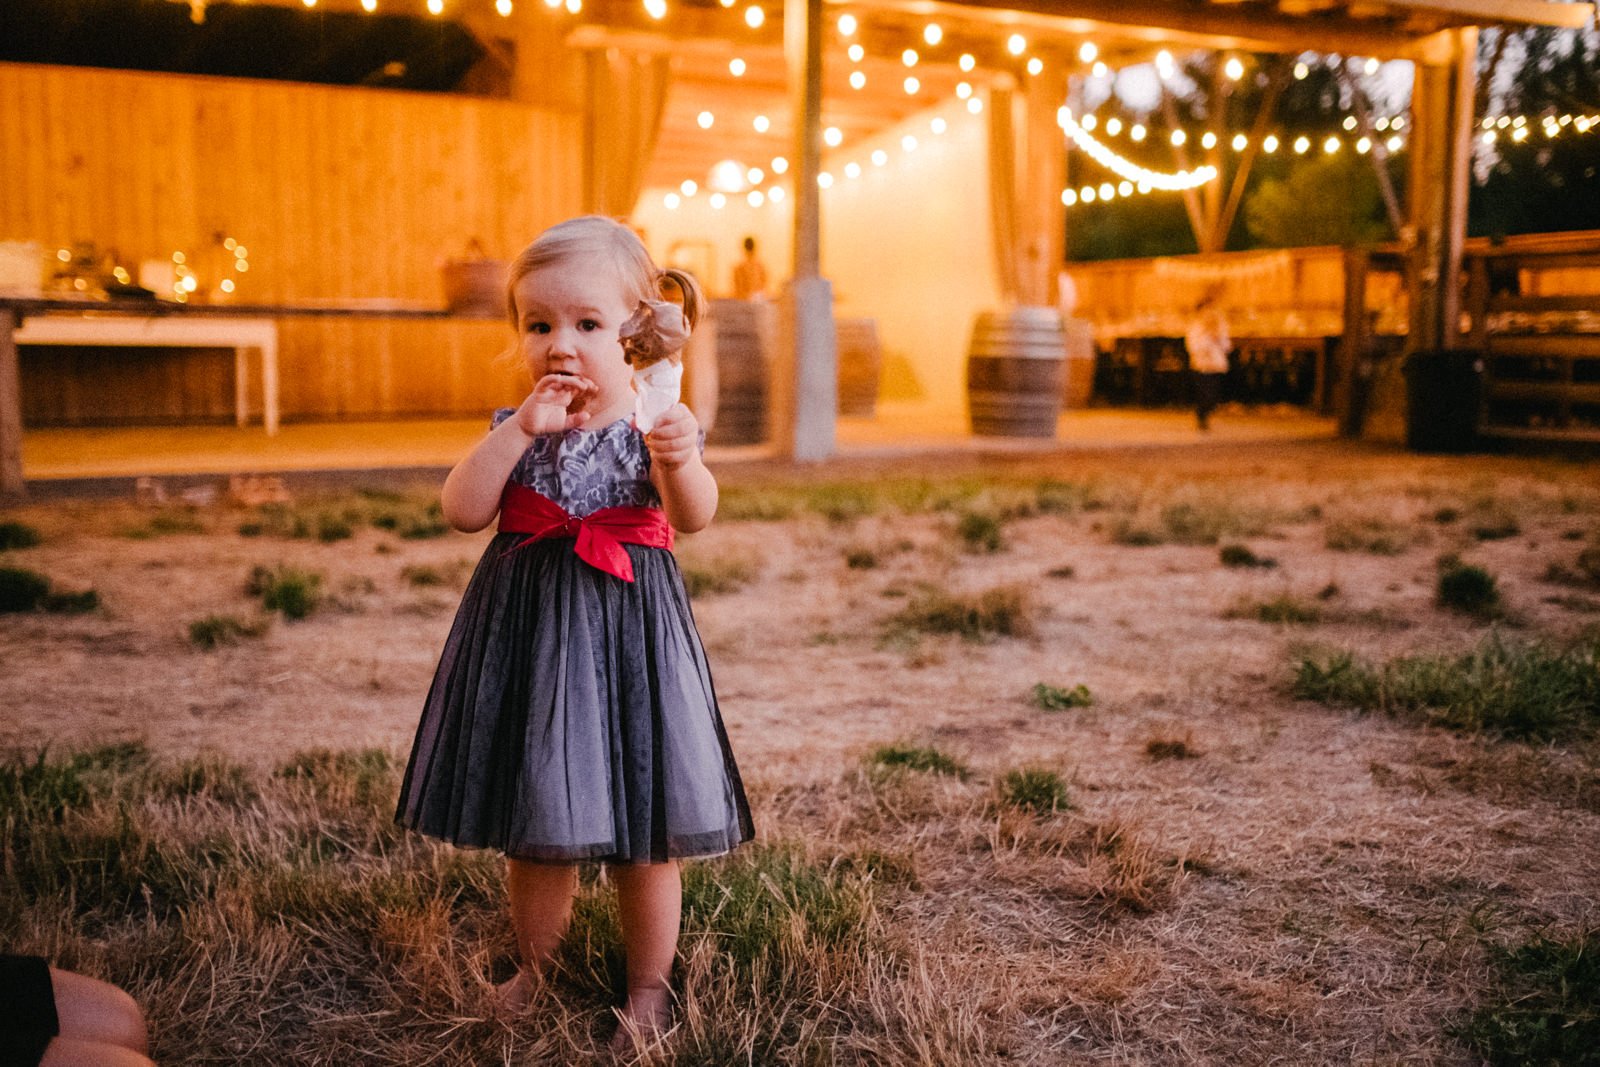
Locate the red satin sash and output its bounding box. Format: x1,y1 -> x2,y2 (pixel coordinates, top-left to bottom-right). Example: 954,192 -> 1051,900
496,483 -> 673,583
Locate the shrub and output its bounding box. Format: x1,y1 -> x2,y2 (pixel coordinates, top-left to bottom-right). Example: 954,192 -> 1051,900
1292,635 -> 1600,742
1437,556 -> 1501,618
0,521 -> 41,550
1432,507 -> 1460,524
1227,594 -> 1321,624
956,512 -> 1004,553
188,614 -> 269,650
1032,683 -> 1093,710
41,589 -> 99,614
1109,520 -> 1164,547
1045,565 -> 1076,579
886,585 -> 1036,640
1471,516 -> 1521,541
997,768 -> 1071,815
315,512 -> 354,543
1454,928 -> 1600,1066
866,743 -> 969,778
1219,543 -> 1276,569
246,564 -> 325,620
0,566 -> 51,612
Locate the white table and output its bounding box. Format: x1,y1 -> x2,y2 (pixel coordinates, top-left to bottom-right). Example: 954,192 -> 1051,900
14,314 -> 280,435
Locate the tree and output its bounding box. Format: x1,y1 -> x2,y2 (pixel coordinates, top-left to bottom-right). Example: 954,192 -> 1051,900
1245,153 -> 1390,246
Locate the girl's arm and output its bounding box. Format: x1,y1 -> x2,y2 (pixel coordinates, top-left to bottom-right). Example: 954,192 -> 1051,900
442,373 -> 597,532
645,404 -> 717,533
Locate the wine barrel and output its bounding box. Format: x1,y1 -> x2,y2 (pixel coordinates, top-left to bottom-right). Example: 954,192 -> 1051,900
1062,317 -> 1096,410
835,317 -> 881,417
966,307 -> 1067,437
706,298 -> 774,445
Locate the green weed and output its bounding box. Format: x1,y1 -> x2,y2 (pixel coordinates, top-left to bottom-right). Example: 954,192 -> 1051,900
866,743 -> 970,778
188,614 -> 269,650
885,585 -> 1036,640
245,564 -> 325,620
956,511 -> 1005,553
997,768 -> 1071,815
0,521 -> 41,549
1437,556 -> 1502,618
1033,683 -> 1094,710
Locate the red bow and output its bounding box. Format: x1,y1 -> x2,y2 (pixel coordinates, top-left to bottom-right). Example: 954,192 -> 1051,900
497,483 -> 673,582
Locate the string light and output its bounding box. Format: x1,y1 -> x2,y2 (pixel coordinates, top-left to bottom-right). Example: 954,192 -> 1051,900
768,185 -> 784,203
904,76 -> 920,94
747,166 -> 764,184
664,192 -> 681,209
710,192 -> 727,208
824,125 -> 843,146
1263,134 -> 1279,153
1231,133 -> 1247,151
729,58 -> 746,76
1058,109 -> 1217,191
1323,135 -> 1340,153
771,156 -> 788,173
848,43 -> 865,62
643,0 -> 666,18
837,13 -> 856,36
967,98 -> 983,114
849,71 -> 866,90
902,49 -> 918,67
752,114 -> 770,132
930,116 -> 947,134
1293,135 -> 1310,153
362,0 -> 377,10
1155,50 -> 1174,80
1105,117 -> 1122,136
1293,61 -> 1309,79
1170,129 -> 1186,146
955,81 -> 972,99
924,24 -> 942,46
1079,42 -> 1097,63
744,5 -> 763,28
871,149 -> 888,166
1027,57 -> 1043,76
1130,124 -> 1146,142
845,161 -> 862,178
747,189 -> 765,207
1092,61 -> 1108,79
901,134 -> 918,152
1224,56 -> 1244,80
495,0 -> 511,12
1007,34 -> 1026,56
697,111 -> 714,129
959,53 -> 975,72
427,0 -> 442,13
1201,131 -> 1217,149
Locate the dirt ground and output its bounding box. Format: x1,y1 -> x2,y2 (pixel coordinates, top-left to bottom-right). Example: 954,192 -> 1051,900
3,437 -> 1598,1063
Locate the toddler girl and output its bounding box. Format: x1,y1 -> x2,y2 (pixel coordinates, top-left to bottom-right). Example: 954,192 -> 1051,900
396,216 -> 754,1046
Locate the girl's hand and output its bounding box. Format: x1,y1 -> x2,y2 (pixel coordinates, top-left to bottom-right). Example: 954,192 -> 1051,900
514,373 -> 598,436
643,404 -> 701,472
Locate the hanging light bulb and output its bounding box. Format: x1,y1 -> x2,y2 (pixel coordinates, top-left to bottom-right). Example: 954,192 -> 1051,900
1079,42 -> 1097,63
664,193 -> 681,210
871,149 -> 888,166
824,126 -> 843,146
744,5 -> 763,28
747,190 -> 765,207
1007,34 -> 1026,56
1156,50 -> 1174,80
747,166 -> 765,184
1294,61 -> 1309,79
1027,57 -> 1043,76
1170,129 -> 1187,146
848,43 -> 865,62
753,114 -> 770,132
643,0 -> 666,19
1201,131 -> 1217,149
1062,189 -> 1078,206
495,0 -> 511,13
1263,134 -> 1279,153
1323,135 -> 1340,153
1131,124 -> 1147,142
838,13 -> 856,36
902,49 -> 918,67
849,71 -> 866,90
1293,135 -> 1310,153
1105,117 -> 1122,136
729,57 -> 746,76
697,111 -> 715,129
959,53 -> 975,72
1224,56 -> 1244,81
1231,133 -> 1247,151
924,24 -> 942,46
680,179 -> 698,196
903,76 -> 920,94
956,81 -> 972,99
771,156 -> 789,173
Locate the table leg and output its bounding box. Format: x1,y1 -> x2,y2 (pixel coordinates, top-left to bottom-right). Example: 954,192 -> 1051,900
235,347 -> 249,428
0,309 -> 24,500
262,330 -> 279,436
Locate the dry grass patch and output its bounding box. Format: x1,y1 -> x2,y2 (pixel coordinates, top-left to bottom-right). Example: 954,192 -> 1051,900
883,583 -> 1037,641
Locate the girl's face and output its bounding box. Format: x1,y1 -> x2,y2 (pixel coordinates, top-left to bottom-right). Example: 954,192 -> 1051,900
512,259 -> 637,422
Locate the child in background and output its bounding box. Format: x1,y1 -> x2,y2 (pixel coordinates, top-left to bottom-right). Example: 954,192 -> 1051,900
395,216 -> 754,1048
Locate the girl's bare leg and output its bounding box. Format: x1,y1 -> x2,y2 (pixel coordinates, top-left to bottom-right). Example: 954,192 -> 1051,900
500,859 -> 578,1010
609,860 -> 681,1048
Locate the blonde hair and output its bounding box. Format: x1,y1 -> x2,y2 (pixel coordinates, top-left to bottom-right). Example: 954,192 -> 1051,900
505,215 -> 705,334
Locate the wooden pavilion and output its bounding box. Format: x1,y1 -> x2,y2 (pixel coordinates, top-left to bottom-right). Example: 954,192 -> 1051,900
0,0 -> 1593,497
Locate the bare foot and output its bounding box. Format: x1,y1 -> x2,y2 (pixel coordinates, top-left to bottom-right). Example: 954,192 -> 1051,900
608,986 -> 674,1055
491,970 -> 535,1017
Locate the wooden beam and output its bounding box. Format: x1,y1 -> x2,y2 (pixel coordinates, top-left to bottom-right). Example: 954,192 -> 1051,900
0,309 -> 23,500
1378,0 -> 1594,29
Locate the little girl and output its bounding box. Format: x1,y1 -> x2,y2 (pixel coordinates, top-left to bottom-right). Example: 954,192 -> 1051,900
396,216 -> 754,1045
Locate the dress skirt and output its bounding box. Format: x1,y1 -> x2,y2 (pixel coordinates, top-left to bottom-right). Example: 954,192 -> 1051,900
396,534 -> 755,864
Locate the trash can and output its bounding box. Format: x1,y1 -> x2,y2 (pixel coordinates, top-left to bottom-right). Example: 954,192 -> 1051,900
1403,349 -> 1483,453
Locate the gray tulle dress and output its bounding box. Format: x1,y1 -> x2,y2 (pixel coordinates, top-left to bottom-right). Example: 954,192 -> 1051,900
396,413 -> 754,864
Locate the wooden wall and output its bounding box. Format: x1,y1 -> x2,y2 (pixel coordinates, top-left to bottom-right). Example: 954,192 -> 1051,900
0,61 -> 584,423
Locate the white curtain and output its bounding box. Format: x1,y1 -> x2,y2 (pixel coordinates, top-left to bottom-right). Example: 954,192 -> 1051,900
584,48 -> 671,218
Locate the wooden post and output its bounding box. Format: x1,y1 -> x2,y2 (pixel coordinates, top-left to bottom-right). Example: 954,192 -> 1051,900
1407,28 -> 1477,354
1337,247 -> 1369,437
774,0 -> 835,461
0,309 -> 23,500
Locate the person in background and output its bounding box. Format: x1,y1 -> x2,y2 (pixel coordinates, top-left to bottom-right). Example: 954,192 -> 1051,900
731,236 -> 768,300
1185,284 -> 1231,431
0,955 -> 155,1067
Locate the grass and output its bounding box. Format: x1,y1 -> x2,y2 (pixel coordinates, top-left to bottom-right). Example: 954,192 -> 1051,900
1325,516 -> 1412,555
188,614 -> 270,650
0,746 -> 935,1064
1227,593 -> 1322,624
119,509 -> 207,539
1436,555 -> 1503,618
1454,928 -> 1600,1066
1146,736 -> 1200,761
1219,543 -> 1277,569
844,547 -> 879,569
679,555 -> 757,597
1292,634 -> 1600,742
884,584 -> 1037,641
866,743 -> 970,779
1033,682 -> 1094,710
0,566 -> 97,614
245,564 -> 325,620
0,520 -> 42,549
956,511 -> 1005,553
996,768 -> 1072,814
